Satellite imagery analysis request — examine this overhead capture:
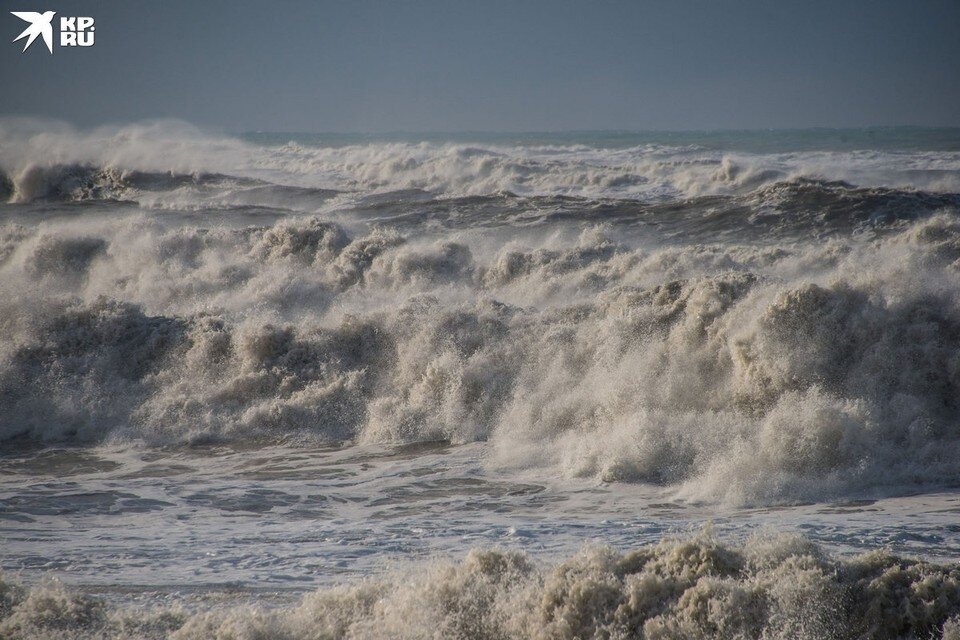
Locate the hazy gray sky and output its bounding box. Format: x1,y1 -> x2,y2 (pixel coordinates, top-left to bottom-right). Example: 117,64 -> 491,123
1,0 -> 958,132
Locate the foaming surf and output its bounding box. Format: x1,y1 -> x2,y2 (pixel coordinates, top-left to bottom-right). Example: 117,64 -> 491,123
3,119 -> 960,638
3,531 -> 960,639
3,209 -> 960,504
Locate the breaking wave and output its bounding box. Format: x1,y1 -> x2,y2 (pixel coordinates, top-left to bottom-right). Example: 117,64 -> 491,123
5,119 -> 960,505
3,205 -> 960,504
3,532 -> 960,639
4,118 -> 960,205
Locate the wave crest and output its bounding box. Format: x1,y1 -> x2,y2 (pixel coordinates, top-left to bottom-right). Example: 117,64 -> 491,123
2,213 -> 960,503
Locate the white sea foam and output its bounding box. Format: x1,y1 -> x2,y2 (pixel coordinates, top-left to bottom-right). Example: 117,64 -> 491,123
4,120 -> 960,636
3,119 -> 960,507
4,118 -> 960,206
2,531 -> 959,639
2,206 -> 960,505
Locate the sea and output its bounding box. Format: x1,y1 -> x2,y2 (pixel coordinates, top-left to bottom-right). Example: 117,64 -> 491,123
2,119 -> 960,638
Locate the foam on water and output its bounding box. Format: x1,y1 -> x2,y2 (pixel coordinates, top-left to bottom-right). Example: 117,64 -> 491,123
3,209 -> 960,505
3,119 -> 960,637
3,529 -> 960,639
4,118 -> 960,205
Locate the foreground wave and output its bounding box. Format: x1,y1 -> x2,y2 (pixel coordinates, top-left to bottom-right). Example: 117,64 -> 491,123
2,532 -> 960,639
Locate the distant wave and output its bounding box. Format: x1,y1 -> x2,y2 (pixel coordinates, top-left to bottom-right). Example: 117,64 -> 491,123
3,531 -> 960,639
5,159 -> 960,243
4,118 -> 960,204
0,163 -> 341,212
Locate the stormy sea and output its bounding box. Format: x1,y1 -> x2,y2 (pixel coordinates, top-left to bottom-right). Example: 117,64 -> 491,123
3,119 -> 960,639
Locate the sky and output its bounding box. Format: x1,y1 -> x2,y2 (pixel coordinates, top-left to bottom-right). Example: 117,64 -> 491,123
1,0 -> 958,132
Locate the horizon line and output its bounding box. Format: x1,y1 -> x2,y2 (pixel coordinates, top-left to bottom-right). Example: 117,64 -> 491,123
238,124 -> 960,136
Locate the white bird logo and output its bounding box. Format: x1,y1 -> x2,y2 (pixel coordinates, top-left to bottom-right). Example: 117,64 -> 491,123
11,11 -> 55,54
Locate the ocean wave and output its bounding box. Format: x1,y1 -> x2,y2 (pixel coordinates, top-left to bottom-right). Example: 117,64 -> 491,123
1,162 -> 340,213
7,160 -> 959,243
4,118 -> 960,205
3,211 -> 960,504
5,118 -> 960,505
743,178 -> 960,230
2,531 -> 959,639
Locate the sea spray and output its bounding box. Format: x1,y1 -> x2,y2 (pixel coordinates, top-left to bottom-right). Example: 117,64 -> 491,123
2,209 -> 960,504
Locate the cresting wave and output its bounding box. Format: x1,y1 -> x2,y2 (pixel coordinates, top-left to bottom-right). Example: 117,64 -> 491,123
4,120 -> 960,505
6,161 -> 960,241
3,209 -> 960,504
4,118 -> 960,203
3,532 -> 960,639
